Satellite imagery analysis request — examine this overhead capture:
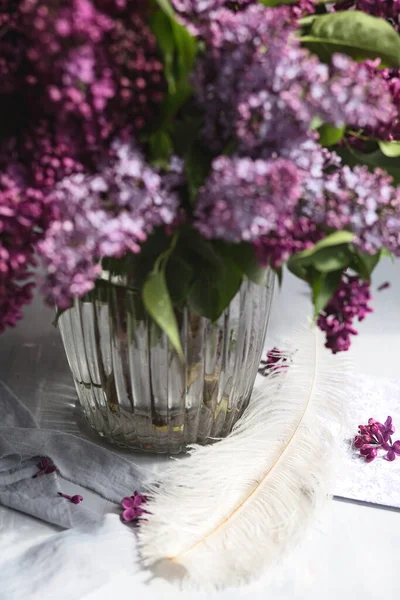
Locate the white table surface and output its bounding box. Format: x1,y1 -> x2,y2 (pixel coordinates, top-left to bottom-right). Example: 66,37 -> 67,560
1,260 -> 399,599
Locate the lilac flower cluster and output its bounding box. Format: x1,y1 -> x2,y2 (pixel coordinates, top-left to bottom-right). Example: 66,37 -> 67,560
1,1 -> 165,177
195,156 -> 302,242
317,273 -> 373,354
333,2 -> 400,141
354,417 -> 400,462
38,143 -> 179,308
0,169 -> 49,333
0,1 -> 166,332
309,166 -> 400,257
191,5 -> 394,154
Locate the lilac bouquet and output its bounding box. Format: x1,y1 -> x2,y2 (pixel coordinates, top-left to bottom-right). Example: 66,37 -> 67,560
2,0 -> 400,355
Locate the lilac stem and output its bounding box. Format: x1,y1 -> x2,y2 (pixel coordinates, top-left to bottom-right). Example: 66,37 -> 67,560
32,468 -> 47,478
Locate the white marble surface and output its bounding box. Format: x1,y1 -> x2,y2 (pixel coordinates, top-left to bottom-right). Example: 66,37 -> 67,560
1,259 -> 400,598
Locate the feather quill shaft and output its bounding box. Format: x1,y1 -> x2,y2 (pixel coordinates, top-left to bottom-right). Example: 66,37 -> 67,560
138,327 -> 349,589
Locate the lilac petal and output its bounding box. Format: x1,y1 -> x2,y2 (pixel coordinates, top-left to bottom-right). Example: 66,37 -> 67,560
381,440 -> 392,452
386,450 -> 396,462
366,453 -> 377,463
384,416 -> 393,429
121,497 -> 135,510
360,445 -> 373,456
122,508 -> 136,522
393,441 -> 400,455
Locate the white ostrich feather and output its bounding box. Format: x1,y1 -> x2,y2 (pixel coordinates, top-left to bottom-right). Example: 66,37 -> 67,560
138,326 -> 350,589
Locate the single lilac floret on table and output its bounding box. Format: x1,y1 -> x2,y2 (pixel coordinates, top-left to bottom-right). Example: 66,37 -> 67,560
121,492 -> 148,523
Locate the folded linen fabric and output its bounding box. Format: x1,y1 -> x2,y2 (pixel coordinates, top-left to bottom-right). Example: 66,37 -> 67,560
0,380 -> 152,528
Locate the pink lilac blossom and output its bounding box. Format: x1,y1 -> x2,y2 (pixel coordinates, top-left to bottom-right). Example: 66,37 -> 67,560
38,143 -> 179,308
317,273 -> 373,354
192,5 -> 395,154
0,169 -> 49,333
194,155 -> 302,242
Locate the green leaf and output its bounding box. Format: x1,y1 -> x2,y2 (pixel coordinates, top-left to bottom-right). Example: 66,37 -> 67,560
294,231 -> 355,261
310,116 -> 324,131
150,3 -> 197,125
350,249 -> 385,280
154,0 -> 176,18
150,11 -> 176,93
165,256 -> 193,306
275,266 -> 283,288
188,276 -> 220,322
286,257 -> 308,280
188,252 -> 242,322
378,141 -> 400,158
217,256 -> 243,313
149,130 -> 172,168
185,142 -> 213,203
227,242 -> 270,285
318,124 -> 346,147
309,245 -> 352,272
311,270 -> 343,317
171,18 -> 197,83
143,265 -> 184,360
259,0 -> 297,5
301,12 -> 400,67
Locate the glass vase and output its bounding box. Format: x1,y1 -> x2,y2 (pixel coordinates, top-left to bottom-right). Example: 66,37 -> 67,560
58,272 -> 275,453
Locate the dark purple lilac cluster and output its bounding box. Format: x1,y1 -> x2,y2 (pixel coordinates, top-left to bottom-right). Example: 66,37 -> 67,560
0,0 -> 167,331
317,274 -> 373,354
0,169 -> 49,333
354,417 -> 400,462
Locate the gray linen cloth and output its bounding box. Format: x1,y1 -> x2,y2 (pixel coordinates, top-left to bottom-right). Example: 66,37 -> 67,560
0,380 -> 151,528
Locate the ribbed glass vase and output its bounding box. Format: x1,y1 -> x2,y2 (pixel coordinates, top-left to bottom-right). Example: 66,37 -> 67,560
58,272 -> 275,453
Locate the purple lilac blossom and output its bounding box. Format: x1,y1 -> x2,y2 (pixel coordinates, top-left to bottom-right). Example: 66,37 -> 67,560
317,273 -> 373,353
311,166 -> 400,256
121,492 -> 148,522
0,169 -> 49,333
254,216 -> 323,269
192,5 -> 395,154
194,155 -> 302,242
354,417 -> 400,462
38,143 -> 179,308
